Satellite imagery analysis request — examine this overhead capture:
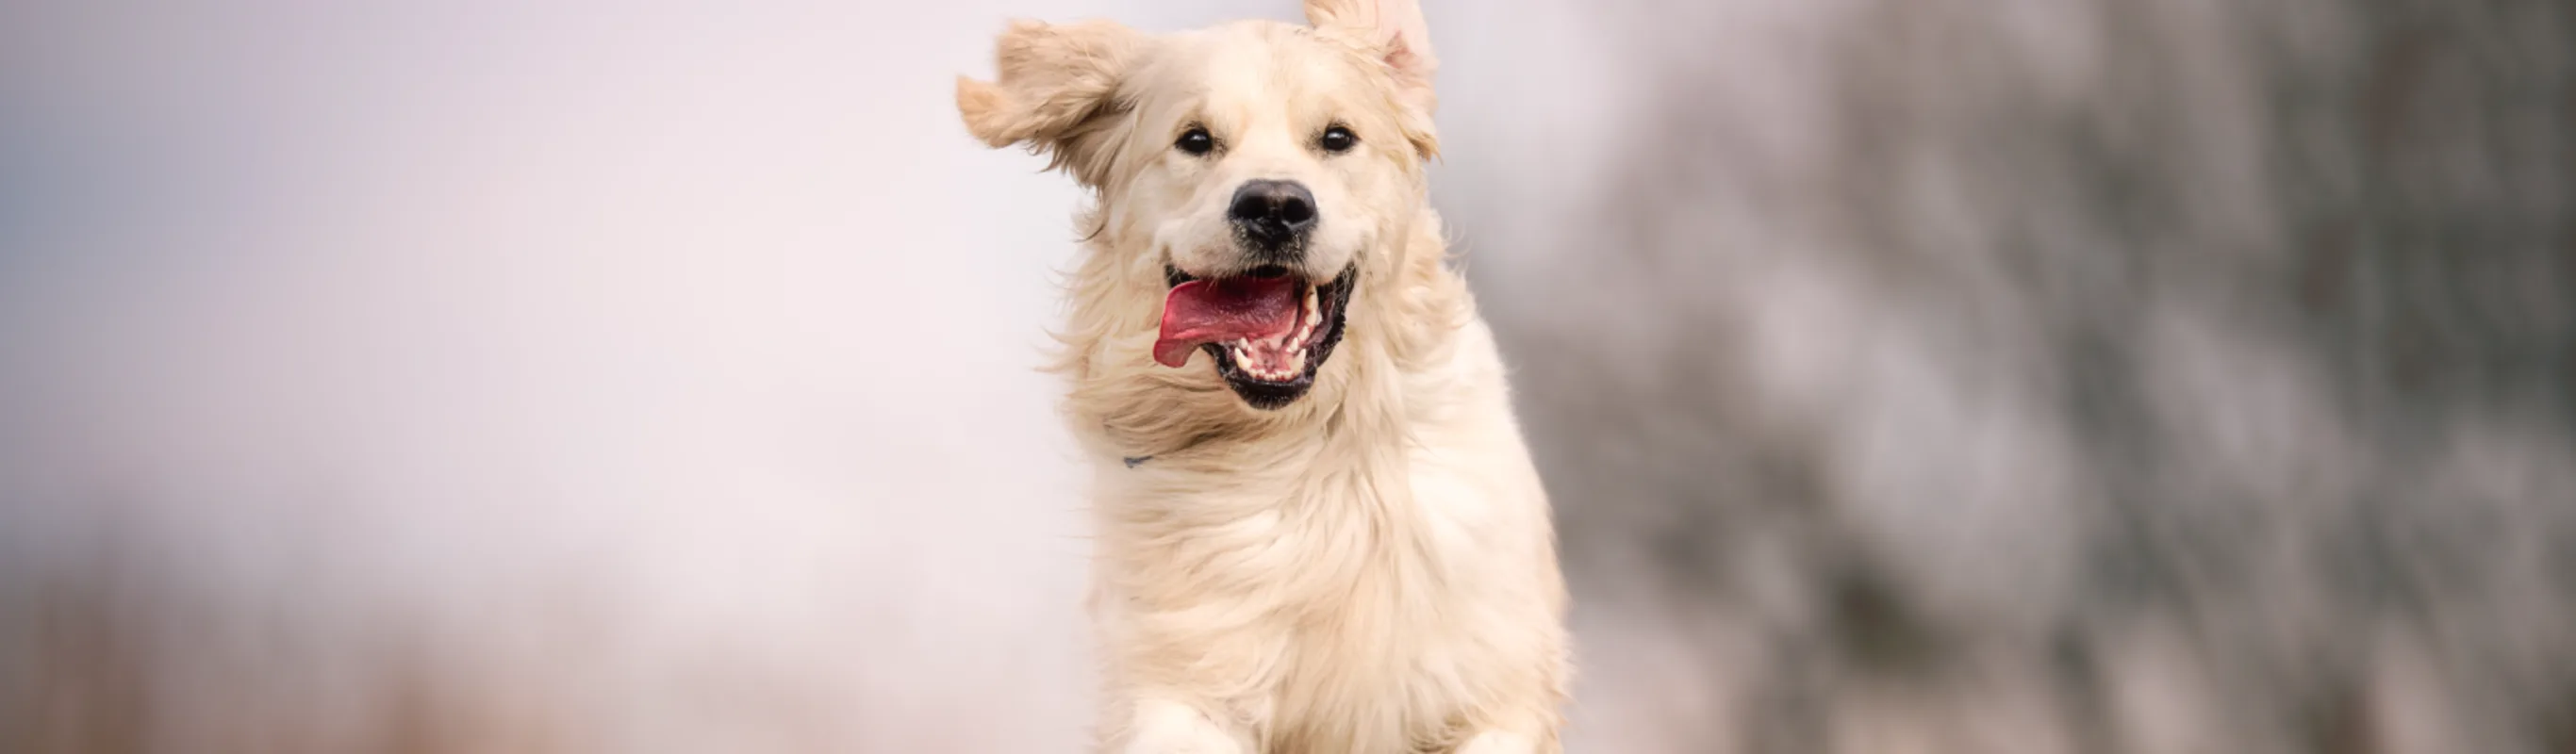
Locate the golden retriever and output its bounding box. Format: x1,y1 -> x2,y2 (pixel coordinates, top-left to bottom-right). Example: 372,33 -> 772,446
957,2 -> 1569,751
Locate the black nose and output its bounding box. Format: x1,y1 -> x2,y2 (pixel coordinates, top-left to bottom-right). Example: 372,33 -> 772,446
1227,179 -> 1316,247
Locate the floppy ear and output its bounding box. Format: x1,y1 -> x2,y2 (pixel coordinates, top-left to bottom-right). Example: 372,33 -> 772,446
1303,0 -> 1439,156
955,19 -> 1147,185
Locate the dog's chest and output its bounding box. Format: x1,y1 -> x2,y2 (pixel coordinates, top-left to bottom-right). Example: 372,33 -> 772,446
1148,455 -> 1521,750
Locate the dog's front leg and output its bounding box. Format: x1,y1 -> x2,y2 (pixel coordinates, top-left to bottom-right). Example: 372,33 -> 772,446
1453,729 -> 1553,754
1112,697 -> 1253,754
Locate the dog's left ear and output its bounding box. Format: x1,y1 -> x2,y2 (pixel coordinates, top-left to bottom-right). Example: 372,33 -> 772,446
1306,0 -> 1439,157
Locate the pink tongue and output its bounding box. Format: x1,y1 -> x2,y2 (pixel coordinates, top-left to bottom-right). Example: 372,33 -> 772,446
1154,276 -> 1300,368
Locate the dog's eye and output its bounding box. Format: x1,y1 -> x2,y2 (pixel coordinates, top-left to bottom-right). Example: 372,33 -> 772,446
1176,127 -> 1214,156
1318,125 -> 1357,154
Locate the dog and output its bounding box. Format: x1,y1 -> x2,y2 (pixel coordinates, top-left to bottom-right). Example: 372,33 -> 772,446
957,2 -> 1569,751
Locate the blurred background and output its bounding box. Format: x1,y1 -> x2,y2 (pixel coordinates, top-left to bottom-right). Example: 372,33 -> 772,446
1,0 -> 2567,751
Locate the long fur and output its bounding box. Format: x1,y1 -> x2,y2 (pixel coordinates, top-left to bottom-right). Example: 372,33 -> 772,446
960,6 -> 1569,752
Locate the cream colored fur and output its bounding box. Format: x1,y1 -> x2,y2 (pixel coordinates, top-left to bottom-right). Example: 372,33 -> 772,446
957,2 -> 1569,751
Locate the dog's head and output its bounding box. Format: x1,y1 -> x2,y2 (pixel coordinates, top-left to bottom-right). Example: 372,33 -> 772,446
957,1 -> 1439,411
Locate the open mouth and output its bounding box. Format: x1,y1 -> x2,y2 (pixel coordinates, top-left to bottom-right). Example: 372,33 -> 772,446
1154,263 -> 1355,410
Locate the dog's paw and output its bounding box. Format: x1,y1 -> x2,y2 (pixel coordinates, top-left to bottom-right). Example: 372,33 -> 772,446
1453,730 -> 1540,754
1121,733 -> 1243,754
1117,699 -> 1247,754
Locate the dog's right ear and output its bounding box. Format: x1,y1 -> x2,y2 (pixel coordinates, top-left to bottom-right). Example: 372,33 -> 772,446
1304,0 -> 1439,158
956,19 -> 1146,186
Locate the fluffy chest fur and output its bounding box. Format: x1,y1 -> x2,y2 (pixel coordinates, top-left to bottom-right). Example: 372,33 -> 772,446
1075,267 -> 1567,752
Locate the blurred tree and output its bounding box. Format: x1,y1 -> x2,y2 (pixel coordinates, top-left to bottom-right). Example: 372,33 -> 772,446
1462,0 -> 2574,750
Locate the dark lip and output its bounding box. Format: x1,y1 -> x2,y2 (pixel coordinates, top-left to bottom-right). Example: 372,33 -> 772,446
1164,264 -> 1357,410
1163,263 -> 1292,287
